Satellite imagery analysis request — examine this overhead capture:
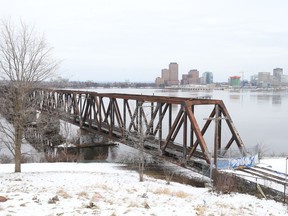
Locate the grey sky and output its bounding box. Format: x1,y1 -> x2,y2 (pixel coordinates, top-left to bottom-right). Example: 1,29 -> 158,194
1,0 -> 288,82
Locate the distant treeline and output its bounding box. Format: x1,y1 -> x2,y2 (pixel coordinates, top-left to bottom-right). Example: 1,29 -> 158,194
0,80 -> 156,89
44,81 -> 157,89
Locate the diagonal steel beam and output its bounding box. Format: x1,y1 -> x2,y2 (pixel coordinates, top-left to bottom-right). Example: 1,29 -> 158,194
185,101 -> 211,164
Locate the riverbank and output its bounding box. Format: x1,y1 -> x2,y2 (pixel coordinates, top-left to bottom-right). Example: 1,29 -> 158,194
0,162 -> 287,215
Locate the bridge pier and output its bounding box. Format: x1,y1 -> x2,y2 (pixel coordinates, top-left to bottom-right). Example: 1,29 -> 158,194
77,129 -> 116,161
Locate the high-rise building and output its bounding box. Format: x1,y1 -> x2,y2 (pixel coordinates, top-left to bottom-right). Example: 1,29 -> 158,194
202,72 -> 213,84
155,62 -> 179,86
181,74 -> 189,85
181,69 -> 200,85
161,69 -> 170,83
167,62 -> 179,85
155,77 -> 164,86
188,69 -> 200,84
273,68 -> 283,81
169,63 -> 178,81
258,72 -> 271,87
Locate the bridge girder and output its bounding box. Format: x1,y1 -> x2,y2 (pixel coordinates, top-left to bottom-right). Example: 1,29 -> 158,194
30,89 -> 247,166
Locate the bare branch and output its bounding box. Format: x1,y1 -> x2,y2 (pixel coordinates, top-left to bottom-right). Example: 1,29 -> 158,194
0,19 -> 61,172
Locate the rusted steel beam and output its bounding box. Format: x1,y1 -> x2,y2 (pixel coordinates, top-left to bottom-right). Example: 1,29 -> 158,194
123,99 -> 127,125
187,107 -> 215,158
158,102 -> 163,147
153,103 -> 169,136
217,107 -> 222,150
113,99 -> 124,130
145,103 -> 159,135
30,88 -> 248,169
127,100 -> 140,132
219,101 -> 247,155
171,115 -> 184,142
150,102 -> 154,135
39,89 -> 222,105
183,112 -> 188,160
127,100 -> 137,131
190,105 -> 194,147
81,95 -> 90,126
168,104 -> 172,129
92,96 -> 99,127
102,99 -> 111,124
139,102 -> 149,131
161,108 -> 184,152
222,136 -> 235,156
98,96 -> 102,131
109,98 -> 113,136
185,101 -> 211,164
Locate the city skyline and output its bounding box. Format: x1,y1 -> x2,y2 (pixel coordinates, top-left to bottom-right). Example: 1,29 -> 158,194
1,0 -> 288,82
156,62 -> 287,86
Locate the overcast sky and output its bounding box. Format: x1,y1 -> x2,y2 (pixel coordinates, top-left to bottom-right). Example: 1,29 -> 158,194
1,0 -> 288,82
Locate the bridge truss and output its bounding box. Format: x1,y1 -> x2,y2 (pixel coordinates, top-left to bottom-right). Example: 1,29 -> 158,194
30,89 -> 247,167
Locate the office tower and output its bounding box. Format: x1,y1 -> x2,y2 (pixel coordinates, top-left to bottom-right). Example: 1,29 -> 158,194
202,72 -> 213,84
273,68 -> 283,81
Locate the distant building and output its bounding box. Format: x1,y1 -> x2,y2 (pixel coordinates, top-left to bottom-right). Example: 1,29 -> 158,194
188,70 -> 200,84
167,62 -> 179,85
273,68 -> 283,82
258,72 -> 271,87
229,76 -> 241,87
281,75 -> 288,84
156,62 -> 179,86
169,63 -> 178,81
155,77 -> 164,86
181,69 -> 200,85
250,74 -> 258,86
202,72 -> 213,84
161,69 -> 170,83
181,74 -> 189,85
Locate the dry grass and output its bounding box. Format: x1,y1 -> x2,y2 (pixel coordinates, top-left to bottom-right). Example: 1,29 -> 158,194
96,183 -> 112,191
40,187 -> 48,193
152,187 -> 190,198
77,191 -> 88,199
126,187 -> 137,193
57,188 -> 71,199
153,187 -> 172,195
174,190 -> 190,198
104,198 -> 114,205
127,201 -> 140,208
195,205 -> 207,216
91,192 -> 102,202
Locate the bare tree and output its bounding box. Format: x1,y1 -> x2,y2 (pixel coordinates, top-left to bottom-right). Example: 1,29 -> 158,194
0,20 -> 59,172
119,102 -> 153,182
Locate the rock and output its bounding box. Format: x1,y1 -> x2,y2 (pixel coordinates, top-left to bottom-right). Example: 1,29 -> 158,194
0,196 -> 8,202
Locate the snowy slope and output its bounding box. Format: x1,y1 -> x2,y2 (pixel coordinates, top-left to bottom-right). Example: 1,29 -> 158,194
0,162 -> 287,216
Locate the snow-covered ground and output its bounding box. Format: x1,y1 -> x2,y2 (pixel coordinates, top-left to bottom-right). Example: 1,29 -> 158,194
260,157 -> 288,173
229,157 -> 288,193
0,162 -> 287,216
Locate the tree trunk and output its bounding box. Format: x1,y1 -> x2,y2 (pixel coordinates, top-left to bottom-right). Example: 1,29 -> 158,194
139,162 -> 144,182
14,91 -> 23,173
14,124 -> 22,172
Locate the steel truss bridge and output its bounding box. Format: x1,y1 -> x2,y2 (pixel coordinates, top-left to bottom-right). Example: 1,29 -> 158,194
30,89 -> 248,168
